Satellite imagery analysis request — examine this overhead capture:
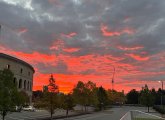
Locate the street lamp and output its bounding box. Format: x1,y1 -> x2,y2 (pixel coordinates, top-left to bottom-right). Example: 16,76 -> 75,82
158,81 -> 164,106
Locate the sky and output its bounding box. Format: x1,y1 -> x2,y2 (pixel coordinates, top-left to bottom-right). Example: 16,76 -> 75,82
0,0 -> 165,93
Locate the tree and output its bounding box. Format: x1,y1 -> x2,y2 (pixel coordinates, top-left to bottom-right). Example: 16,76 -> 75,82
0,69 -> 24,120
60,94 -> 75,117
97,86 -> 108,110
73,81 -> 87,111
126,89 -> 139,104
85,81 -> 99,108
33,90 -> 43,101
155,88 -> 162,105
42,74 -> 59,120
107,90 -> 126,105
72,81 -> 98,112
140,85 -> 155,112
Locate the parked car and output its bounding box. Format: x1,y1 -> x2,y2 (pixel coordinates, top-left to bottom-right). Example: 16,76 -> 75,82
15,106 -> 22,112
22,106 -> 35,111
11,106 -> 22,112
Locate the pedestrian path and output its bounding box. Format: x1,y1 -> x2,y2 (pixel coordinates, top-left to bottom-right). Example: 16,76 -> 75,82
0,109 -> 76,120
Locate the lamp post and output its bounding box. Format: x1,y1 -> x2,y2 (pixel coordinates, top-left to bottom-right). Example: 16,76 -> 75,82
158,81 -> 164,106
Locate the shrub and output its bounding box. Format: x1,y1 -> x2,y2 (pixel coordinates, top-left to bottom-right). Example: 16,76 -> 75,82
153,105 -> 165,114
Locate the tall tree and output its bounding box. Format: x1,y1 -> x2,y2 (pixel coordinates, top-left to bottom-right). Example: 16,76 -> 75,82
43,74 -> 59,120
97,86 -> 108,110
72,81 -> 87,111
72,81 -> 99,112
126,89 -> 139,104
0,69 -> 24,120
60,93 -> 75,117
85,81 -> 99,108
140,85 -> 155,112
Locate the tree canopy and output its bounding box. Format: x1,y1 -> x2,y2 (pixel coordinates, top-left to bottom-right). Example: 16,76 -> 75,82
0,69 -> 25,120
140,85 -> 155,112
126,89 -> 139,104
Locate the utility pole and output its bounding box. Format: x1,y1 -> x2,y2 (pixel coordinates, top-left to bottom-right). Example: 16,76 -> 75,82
112,66 -> 115,91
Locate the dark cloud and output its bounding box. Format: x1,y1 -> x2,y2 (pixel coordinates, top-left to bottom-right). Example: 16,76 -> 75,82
37,60 -> 71,74
0,0 -> 165,82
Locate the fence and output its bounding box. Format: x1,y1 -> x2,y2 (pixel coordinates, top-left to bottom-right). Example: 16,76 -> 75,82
120,110 -> 165,120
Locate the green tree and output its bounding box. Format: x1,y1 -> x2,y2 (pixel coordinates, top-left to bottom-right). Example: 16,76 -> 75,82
42,74 -> 59,120
126,89 -> 139,104
72,81 -> 99,112
60,93 -> 75,117
140,85 -> 155,112
97,86 -> 108,110
72,81 -> 88,111
107,90 -> 126,105
85,81 -> 99,108
0,69 -> 24,120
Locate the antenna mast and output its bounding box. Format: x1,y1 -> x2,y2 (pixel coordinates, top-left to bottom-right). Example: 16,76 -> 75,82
112,66 -> 115,91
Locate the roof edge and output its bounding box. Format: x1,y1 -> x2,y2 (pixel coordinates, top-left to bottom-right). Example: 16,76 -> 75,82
0,53 -> 35,73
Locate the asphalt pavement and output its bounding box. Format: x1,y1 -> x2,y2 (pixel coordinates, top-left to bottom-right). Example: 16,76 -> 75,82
0,106 -> 162,120
58,106 -> 163,120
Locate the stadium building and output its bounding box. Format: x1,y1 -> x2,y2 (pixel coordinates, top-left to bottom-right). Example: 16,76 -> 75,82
0,53 -> 35,103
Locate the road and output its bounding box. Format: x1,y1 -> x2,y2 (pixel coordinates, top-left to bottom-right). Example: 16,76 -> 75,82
0,109 -> 75,120
0,106 -> 162,120
58,106 -> 162,120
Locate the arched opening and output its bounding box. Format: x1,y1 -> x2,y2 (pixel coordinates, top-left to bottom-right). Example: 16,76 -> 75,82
19,79 -> 22,89
27,81 -> 29,91
20,68 -> 23,74
13,77 -> 17,87
30,82 -> 32,91
6,64 -> 10,69
24,80 -> 26,90
14,77 -> 16,84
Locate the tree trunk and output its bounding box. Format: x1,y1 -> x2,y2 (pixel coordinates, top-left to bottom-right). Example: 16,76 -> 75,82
81,105 -> 83,111
148,106 -> 149,113
66,109 -> 69,117
51,112 -> 53,120
2,111 -> 5,120
3,115 -> 5,120
85,105 -> 87,112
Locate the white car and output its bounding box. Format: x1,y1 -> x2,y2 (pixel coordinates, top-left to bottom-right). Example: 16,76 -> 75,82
22,106 -> 35,111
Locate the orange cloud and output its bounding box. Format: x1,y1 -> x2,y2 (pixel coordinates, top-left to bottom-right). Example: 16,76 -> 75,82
101,24 -> 121,37
16,27 -> 28,34
101,23 -> 135,37
63,48 -> 80,53
50,39 -> 65,50
0,45 -> 57,66
118,46 -> 144,51
126,53 -> 149,61
61,32 -> 77,38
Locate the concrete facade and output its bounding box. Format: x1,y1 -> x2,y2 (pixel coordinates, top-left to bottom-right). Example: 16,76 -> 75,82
0,53 -> 35,103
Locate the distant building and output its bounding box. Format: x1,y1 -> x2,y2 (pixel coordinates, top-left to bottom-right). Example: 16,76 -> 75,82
0,53 -> 35,103
43,85 -> 48,92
